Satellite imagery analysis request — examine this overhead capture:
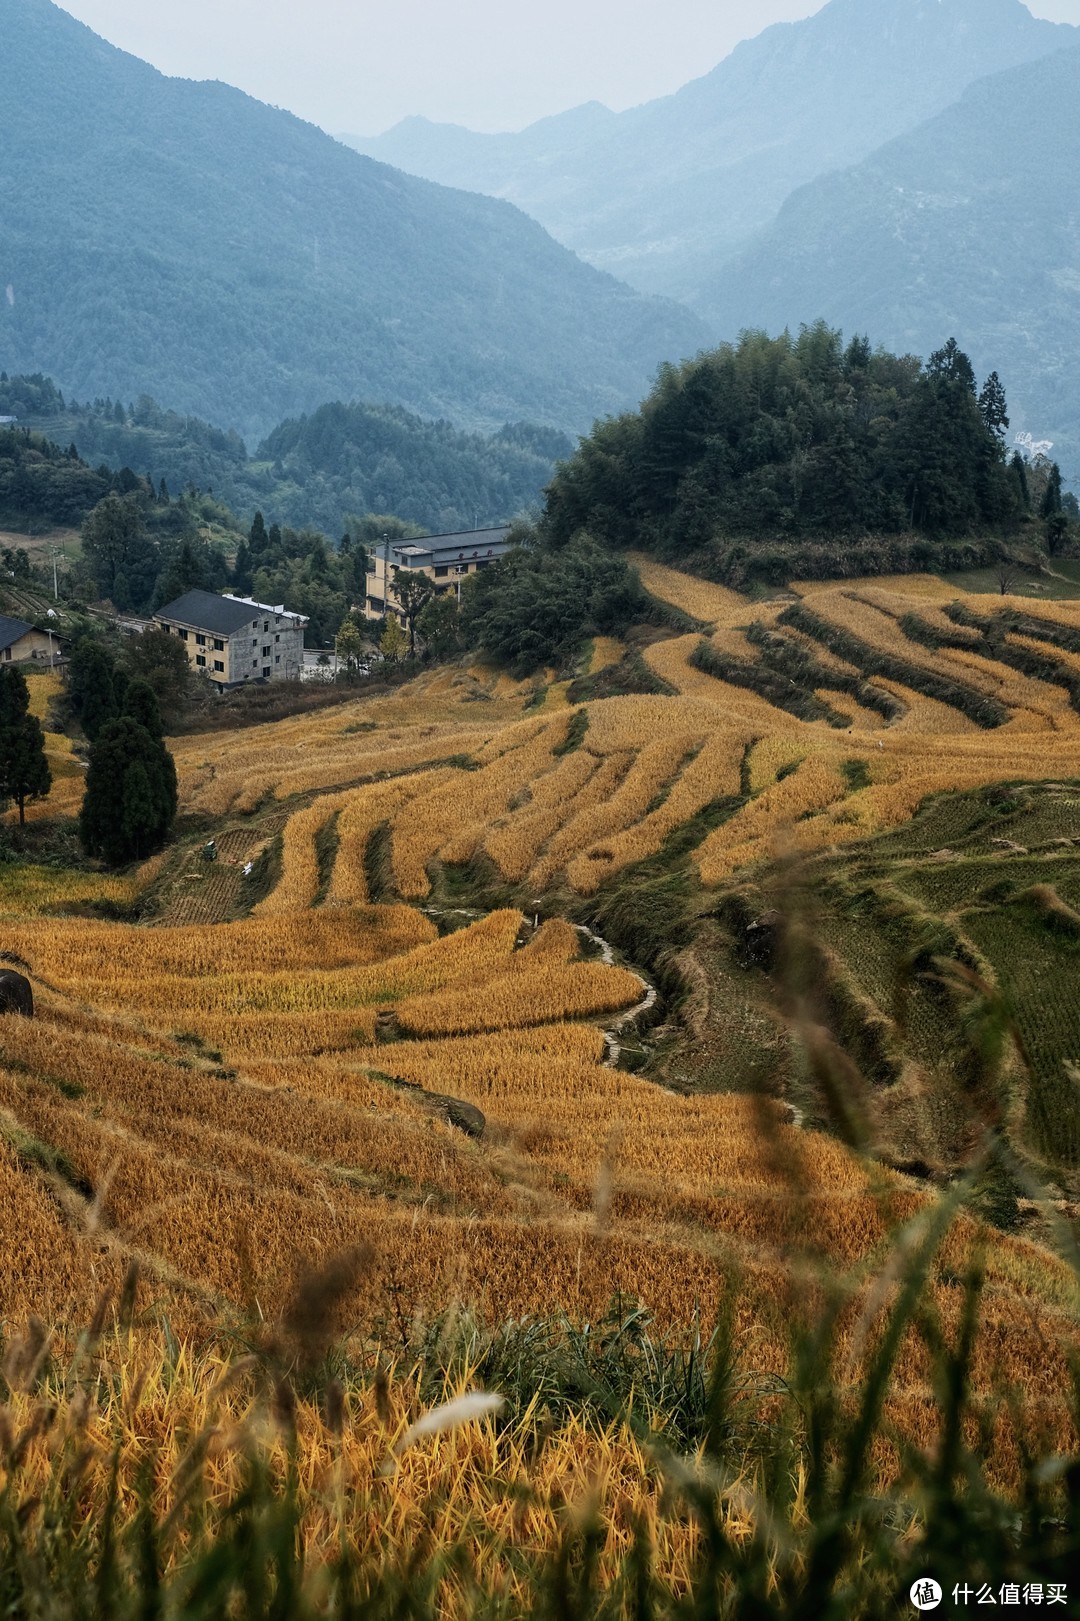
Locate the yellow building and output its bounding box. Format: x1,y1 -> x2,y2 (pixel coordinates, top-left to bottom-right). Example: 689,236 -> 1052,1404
363,526 -> 513,621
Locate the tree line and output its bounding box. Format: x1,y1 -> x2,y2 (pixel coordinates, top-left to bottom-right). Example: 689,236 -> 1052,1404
542,326 -> 1076,585
0,373 -> 569,540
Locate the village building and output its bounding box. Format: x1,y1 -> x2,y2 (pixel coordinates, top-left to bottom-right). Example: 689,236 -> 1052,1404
154,590 -> 308,690
363,525 -> 513,622
0,614 -> 58,665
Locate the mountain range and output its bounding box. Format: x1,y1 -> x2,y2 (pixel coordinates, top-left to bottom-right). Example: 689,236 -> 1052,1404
0,0 -> 705,443
344,0 -> 1076,308
705,42 -> 1080,478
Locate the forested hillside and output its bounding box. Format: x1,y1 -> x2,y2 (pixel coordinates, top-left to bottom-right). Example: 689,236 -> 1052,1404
542,327 -> 1049,587
346,0 -> 1075,304
0,0 -> 704,441
702,43 -> 1080,482
0,376 -> 572,533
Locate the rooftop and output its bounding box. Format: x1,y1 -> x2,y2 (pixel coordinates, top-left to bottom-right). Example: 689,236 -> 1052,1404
0,614 -> 34,652
389,525 -> 513,564
155,590 -> 307,637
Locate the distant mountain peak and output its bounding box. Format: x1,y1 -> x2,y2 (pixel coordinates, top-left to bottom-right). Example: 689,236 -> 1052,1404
343,0 -> 1076,303
0,0 -> 706,440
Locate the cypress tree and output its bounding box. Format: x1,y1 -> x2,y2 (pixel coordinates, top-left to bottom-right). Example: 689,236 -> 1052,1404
123,678 -> 165,739
1040,462 -> 1063,518
0,666 -> 51,825
79,716 -> 177,864
68,639 -> 119,741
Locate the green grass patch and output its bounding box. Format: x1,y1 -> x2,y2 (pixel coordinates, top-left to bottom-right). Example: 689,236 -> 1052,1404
552,708 -> 589,756
363,824 -> 397,904
312,811 -> 341,907
942,562 -> 1080,600
0,1117 -> 93,1198
841,758 -> 872,792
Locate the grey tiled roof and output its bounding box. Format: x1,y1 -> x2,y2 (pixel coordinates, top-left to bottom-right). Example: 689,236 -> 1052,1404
155,591 -> 268,637
0,615 -> 34,652
390,525 -> 513,564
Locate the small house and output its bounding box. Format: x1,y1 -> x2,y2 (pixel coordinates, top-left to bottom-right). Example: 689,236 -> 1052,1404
0,614 -> 57,665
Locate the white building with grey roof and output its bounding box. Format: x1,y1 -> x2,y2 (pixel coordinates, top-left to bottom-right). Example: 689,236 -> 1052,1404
153,590 -> 308,690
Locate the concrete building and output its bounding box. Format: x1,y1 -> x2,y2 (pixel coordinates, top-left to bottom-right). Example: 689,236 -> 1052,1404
154,591 -> 308,690
363,526 -> 513,622
0,614 -> 58,665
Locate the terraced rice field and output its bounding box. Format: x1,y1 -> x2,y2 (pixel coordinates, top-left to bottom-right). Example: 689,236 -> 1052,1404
23,572 -> 1080,905
4,566 -> 1080,1492
145,565 -> 1080,906
3,880 -> 1077,1482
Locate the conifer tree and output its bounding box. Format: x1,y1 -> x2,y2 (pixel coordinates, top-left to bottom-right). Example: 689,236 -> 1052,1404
79,715 -> 177,864
122,677 -> 164,739
978,372 -> 1009,442
0,666 -> 51,825
1040,462 -> 1063,519
67,638 -> 120,741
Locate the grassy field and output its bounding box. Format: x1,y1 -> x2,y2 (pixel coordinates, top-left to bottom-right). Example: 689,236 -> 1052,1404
4,566 -> 1080,1610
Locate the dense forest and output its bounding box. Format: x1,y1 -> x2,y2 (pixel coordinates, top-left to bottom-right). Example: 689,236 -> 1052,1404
0,376 -> 572,536
543,326 -> 1069,585
0,415 -> 392,645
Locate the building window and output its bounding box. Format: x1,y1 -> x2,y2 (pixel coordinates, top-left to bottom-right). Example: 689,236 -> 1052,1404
434,566 -> 449,578
275,634 -> 280,642
262,645 -> 270,657
252,620 -> 258,629
262,666 -> 271,678
2,648 -> 10,662
275,655 -> 280,664
196,654 -> 206,667
213,638 -> 224,651
179,629 -> 188,641
213,659 -> 224,672
264,621 -> 269,631
195,633 -> 206,646
252,657 -> 258,667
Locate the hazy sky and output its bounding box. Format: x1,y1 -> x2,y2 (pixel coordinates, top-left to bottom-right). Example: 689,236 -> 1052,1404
56,0 -> 1080,135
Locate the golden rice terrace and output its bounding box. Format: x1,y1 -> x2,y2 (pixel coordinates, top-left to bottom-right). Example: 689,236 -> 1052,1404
3,565 -> 1080,1499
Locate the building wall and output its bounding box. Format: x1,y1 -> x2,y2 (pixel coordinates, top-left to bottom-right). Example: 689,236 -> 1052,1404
155,609 -> 305,688
1,630 -> 56,664
363,552 -> 501,621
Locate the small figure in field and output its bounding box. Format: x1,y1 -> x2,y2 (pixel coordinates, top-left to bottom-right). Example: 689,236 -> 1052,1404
0,968 -> 33,1017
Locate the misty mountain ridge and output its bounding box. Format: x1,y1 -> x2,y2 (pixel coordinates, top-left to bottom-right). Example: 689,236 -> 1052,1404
703,41 -> 1080,480
0,0 -> 706,443
343,0 -> 1077,305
